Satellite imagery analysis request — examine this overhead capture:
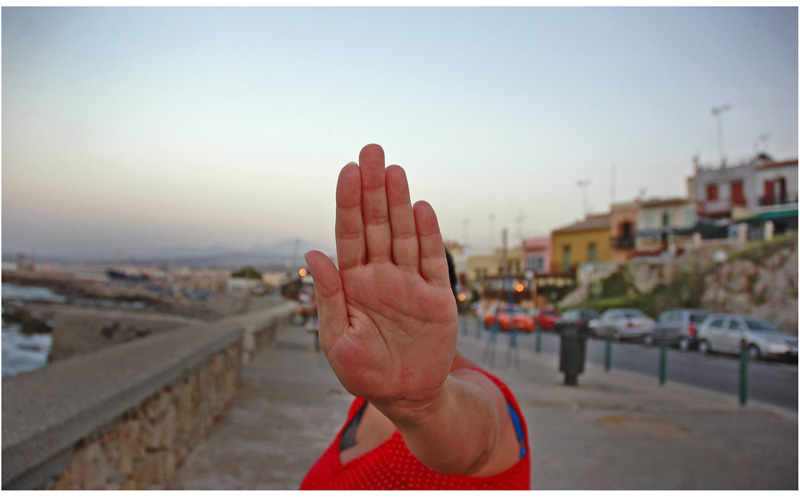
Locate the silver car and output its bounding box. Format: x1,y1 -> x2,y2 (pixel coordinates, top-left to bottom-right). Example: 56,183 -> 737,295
697,314 -> 798,361
589,308 -> 656,341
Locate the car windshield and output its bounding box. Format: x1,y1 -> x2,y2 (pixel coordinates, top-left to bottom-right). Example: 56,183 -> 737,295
745,318 -> 782,333
690,313 -> 709,324
622,310 -> 645,318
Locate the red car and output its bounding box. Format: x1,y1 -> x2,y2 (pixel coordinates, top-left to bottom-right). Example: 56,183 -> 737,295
483,306 -> 535,333
533,309 -> 561,331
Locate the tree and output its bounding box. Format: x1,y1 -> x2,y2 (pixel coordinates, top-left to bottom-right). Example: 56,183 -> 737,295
231,266 -> 262,280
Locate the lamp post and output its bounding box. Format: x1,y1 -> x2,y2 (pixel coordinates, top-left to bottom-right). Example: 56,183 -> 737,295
713,250 -> 728,312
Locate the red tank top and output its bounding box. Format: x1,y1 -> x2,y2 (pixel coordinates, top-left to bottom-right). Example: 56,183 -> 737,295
300,369 -> 530,490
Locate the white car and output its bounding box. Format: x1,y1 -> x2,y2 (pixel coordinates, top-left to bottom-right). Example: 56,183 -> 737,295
589,308 -> 656,341
697,314 -> 798,361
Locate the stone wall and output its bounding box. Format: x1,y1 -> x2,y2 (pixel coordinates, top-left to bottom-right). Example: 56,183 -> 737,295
2,300 -> 296,490
702,244 -> 798,332
53,344 -> 240,489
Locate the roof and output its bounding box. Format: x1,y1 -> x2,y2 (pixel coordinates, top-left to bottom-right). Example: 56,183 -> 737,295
553,214 -> 611,233
639,197 -> 691,208
757,159 -> 798,171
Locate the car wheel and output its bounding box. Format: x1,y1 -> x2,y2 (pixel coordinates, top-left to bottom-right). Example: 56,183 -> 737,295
698,339 -> 711,354
747,344 -> 762,361
678,337 -> 690,352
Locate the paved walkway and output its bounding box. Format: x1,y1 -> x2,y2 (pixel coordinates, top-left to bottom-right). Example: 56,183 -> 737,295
169,322 -> 798,490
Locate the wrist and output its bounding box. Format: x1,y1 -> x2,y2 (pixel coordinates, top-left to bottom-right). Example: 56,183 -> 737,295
371,377 -> 454,427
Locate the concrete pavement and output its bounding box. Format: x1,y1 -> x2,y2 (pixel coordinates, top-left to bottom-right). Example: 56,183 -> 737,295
169,322 -> 798,490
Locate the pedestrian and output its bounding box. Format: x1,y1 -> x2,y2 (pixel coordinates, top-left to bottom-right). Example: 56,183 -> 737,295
301,144 -> 530,490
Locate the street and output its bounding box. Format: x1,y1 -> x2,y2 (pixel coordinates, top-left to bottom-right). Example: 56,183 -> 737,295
459,317 -> 798,412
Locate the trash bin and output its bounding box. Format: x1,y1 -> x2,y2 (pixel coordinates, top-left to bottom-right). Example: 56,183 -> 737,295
559,323 -> 587,386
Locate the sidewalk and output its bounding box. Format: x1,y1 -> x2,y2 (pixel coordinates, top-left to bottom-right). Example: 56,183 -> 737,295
169,323 -> 798,490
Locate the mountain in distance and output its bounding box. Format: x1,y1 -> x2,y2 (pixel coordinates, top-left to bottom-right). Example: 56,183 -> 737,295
140,238 -> 334,269
3,238 -> 335,270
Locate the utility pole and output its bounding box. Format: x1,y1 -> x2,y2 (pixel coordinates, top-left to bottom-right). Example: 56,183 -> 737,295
711,103 -> 730,165
577,179 -> 590,218
489,214 -> 496,250
610,163 -> 616,207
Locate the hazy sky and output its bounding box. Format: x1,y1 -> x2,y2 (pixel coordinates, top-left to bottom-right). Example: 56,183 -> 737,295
2,6 -> 798,260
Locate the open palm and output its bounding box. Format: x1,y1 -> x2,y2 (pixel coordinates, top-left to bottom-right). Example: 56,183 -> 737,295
305,144 -> 458,406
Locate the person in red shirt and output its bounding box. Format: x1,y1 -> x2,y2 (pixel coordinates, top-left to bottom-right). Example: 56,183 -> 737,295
302,144 -> 530,490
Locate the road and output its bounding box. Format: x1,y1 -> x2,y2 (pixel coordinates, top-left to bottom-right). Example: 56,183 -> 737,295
458,317 -> 798,412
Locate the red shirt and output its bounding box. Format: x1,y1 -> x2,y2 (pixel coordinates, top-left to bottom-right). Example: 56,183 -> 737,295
300,369 -> 530,490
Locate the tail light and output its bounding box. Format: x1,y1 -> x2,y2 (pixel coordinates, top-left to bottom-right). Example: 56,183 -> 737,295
689,324 -> 696,337
577,318 -> 583,326
627,320 -> 633,327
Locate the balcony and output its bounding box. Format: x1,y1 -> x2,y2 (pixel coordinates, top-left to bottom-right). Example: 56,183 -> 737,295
758,194 -> 798,207
612,236 -> 635,249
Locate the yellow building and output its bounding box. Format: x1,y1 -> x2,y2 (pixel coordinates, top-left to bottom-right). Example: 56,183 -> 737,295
465,247 -> 525,284
550,214 -> 612,275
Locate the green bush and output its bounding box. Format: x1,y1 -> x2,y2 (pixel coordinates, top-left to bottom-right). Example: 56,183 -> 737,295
600,266 -> 640,298
728,233 -> 798,263
231,266 -> 262,280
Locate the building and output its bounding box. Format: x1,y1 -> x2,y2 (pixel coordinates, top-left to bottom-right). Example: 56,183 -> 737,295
550,213 -> 612,275
746,157 -> 798,239
465,246 -> 525,284
694,156 -> 757,219
692,153 -> 798,240
522,236 -> 551,275
610,201 -> 638,262
634,197 -> 697,255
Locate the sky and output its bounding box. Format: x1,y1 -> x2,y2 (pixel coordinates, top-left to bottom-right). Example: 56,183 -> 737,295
2,6 -> 798,261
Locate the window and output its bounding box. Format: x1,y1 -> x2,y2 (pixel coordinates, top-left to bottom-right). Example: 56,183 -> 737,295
562,246 -> 571,274
526,255 -> 544,273
710,318 -> 725,328
662,211 -> 671,228
588,243 -> 597,262
706,184 -> 719,201
731,180 -> 745,206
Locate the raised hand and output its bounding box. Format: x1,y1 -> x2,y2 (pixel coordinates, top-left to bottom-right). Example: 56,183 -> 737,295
304,144 -> 458,409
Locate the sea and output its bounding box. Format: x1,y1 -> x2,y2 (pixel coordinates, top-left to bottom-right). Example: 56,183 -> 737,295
2,283 -> 65,378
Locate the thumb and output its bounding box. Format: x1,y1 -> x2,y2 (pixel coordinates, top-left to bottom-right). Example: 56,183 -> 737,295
304,250 -> 348,348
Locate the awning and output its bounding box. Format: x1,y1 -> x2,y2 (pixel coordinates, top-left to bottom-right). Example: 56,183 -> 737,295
746,209 -> 798,222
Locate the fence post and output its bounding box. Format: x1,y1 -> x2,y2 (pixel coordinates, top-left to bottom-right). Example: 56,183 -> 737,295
739,339 -> 749,406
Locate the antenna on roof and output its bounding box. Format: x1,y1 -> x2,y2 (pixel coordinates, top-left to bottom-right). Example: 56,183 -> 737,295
577,179 -> 590,218
711,103 -> 730,166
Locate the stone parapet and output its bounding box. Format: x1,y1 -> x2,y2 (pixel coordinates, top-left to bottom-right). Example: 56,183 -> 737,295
2,300 -> 296,489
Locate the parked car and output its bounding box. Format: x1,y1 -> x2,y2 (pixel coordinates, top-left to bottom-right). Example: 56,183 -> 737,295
696,313 -> 798,361
483,305 -> 534,333
644,309 -> 710,351
589,308 -> 656,340
553,309 -> 599,335
532,308 -> 561,331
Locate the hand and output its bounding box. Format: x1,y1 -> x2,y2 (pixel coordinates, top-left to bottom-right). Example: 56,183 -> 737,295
305,144 -> 458,409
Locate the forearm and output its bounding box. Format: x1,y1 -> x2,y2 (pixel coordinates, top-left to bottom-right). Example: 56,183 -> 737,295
372,372 -> 503,475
